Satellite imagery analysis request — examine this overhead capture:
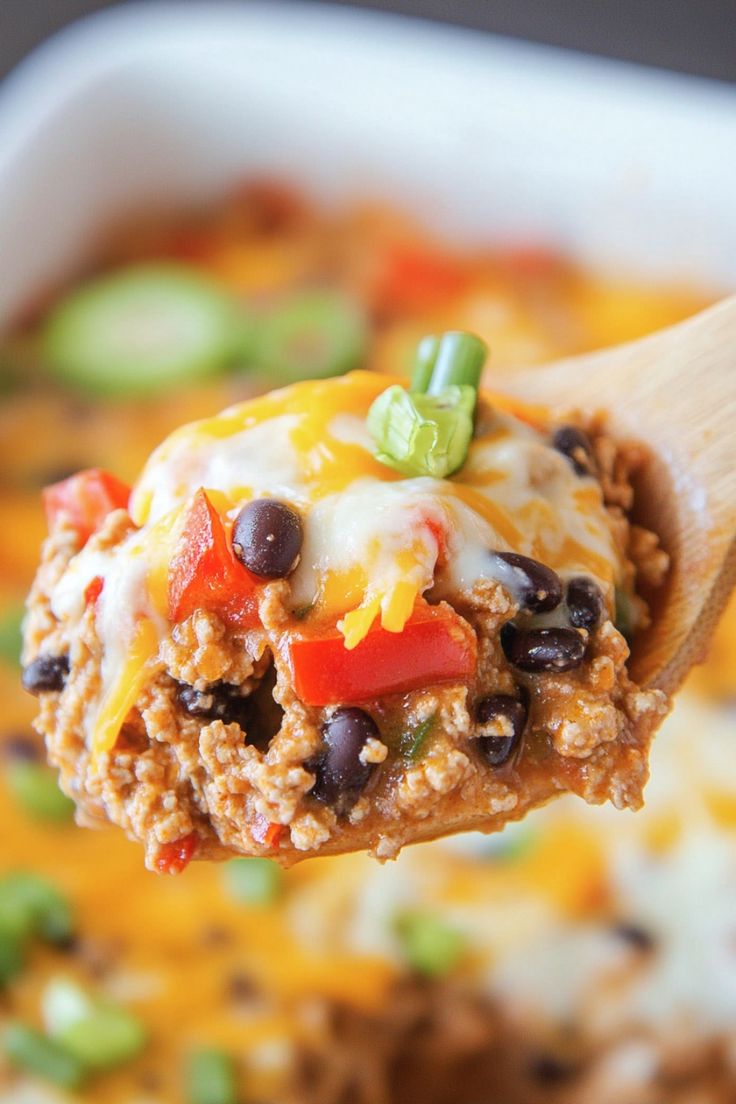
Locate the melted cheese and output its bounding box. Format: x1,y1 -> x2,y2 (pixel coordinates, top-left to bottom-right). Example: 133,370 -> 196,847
130,374 -> 403,524
50,512 -> 182,754
91,618 -> 159,756
134,371 -> 620,614
53,371 -> 624,749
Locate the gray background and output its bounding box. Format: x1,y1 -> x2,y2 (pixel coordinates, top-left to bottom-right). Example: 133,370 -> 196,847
1,0 -> 735,83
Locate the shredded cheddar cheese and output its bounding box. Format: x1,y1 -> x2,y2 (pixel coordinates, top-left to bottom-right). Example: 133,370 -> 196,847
381,580 -> 420,633
339,597 -> 382,650
132,376 -> 621,640
91,618 -> 159,757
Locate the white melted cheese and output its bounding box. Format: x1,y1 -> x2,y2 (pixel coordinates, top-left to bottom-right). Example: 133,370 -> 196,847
50,526 -> 171,748
135,413 -> 305,521
94,539 -> 167,698
51,548 -> 111,624
131,376 -> 619,609
290,478 -> 448,609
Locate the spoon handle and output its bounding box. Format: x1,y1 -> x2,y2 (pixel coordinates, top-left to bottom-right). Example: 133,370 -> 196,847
493,296 -> 736,693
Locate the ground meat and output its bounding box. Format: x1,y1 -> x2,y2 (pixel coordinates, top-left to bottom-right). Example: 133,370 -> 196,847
628,524 -> 670,589
161,609 -> 267,688
396,746 -> 474,816
589,423 -> 669,595
26,526 -> 666,868
591,427 -> 642,512
22,518 -> 87,665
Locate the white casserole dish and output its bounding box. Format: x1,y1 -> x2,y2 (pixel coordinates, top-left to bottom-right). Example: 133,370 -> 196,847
1,3 -> 736,1042
0,0 -> 735,329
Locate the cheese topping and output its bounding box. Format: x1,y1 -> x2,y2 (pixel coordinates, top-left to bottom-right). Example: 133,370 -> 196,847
50,512 -> 180,754
132,371 -> 619,608
51,371 -> 623,751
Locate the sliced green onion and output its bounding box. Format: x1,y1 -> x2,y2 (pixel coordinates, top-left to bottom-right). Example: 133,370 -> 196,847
370,330 -> 488,479
400,715 -> 436,761
223,857 -> 283,906
0,872 -> 73,946
7,761 -> 75,823
3,1023 -> 86,1089
0,922 -> 25,986
424,331 -> 487,393
367,383 -> 476,478
59,1007 -> 146,1070
0,604 -> 24,666
42,264 -> 245,397
43,977 -> 147,1071
410,334 -> 441,392
187,1047 -> 238,1104
393,910 -> 466,978
254,289 -> 366,382
43,977 -> 94,1036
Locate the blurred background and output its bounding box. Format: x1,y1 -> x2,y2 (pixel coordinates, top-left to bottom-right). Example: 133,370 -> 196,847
1,0 -> 735,81
0,4 -> 735,1104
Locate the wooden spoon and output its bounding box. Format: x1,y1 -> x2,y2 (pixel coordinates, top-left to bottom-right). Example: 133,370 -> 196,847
492,295 -> 736,696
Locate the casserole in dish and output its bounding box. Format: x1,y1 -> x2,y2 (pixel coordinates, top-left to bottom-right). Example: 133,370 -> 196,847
1,5 -> 735,1102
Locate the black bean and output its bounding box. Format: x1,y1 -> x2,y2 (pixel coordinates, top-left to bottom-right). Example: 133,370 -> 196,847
612,922 -> 656,952
21,654 -> 70,695
475,695 -> 527,766
232,499 -> 303,579
552,425 -> 595,477
528,1053 -> 579,1085
501,623 -> 586,672
179,682 -> 248,725
566,576 -> 605,631
493,551 -> 562,612
2,733 -> 42,761
180,683 -> 228,719
226,972 -> 261,1004
311,707 -> 379,816
179,672 -> 284,751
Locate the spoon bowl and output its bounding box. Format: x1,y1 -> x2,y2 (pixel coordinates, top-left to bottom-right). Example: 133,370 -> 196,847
493,295 -> 736,694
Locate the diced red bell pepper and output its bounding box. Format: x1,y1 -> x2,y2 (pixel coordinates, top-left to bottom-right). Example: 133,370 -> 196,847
252,816 -> 286,849
373,244 -> 468,314
168,489 -> 260,630
497,246 -> 564,281
84,576 -> 105,607
155,831 -> 197,875
164,227 -> 219,265
289,602 -> 477,707
43,469 -> 131,544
